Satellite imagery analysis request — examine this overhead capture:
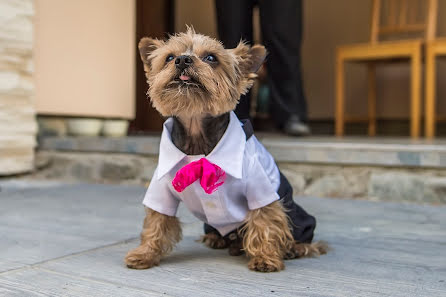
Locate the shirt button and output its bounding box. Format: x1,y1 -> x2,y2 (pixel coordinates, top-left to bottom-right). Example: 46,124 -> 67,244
205,201 -> 216,208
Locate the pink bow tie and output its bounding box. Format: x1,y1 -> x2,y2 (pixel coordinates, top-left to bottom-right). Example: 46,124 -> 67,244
172,158 -> 226,194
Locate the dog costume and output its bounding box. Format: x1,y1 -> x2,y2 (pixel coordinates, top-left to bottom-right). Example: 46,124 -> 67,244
143,112 -> 316,242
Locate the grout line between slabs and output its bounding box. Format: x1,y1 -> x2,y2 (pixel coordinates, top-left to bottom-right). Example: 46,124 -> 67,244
0,237 -> 138,276
36,267 -> 174,297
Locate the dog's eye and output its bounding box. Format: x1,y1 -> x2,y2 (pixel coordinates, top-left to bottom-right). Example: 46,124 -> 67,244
165,55 -> 175,63
204,54 -> 217,63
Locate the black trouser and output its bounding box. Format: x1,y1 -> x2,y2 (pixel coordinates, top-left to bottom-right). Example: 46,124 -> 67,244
204,172 -> 316,243
215,0 -> 308,125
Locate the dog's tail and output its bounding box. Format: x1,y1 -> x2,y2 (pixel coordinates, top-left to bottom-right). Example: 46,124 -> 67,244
285,241 -> 330,259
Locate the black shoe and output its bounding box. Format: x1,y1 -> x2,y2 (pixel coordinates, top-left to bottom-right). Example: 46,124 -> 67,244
283,115 -> 311,136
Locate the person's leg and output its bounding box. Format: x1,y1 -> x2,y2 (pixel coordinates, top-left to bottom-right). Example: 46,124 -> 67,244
258,0 -> 309,133
215,0 -> 255,120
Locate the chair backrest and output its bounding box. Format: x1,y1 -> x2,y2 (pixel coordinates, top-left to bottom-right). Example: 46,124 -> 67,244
370,0 -> 438,43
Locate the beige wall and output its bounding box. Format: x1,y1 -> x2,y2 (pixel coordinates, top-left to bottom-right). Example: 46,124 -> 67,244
34,0 -> 136,119
175,0 -> 446,120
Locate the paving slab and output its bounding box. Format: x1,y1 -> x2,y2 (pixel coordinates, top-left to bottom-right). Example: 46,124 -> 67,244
0,182 -> 445,297
0,182 -> 146,271
0,268 -> 160,297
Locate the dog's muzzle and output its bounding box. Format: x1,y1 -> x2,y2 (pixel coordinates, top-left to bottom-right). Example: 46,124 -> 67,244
175,55 -> 193,72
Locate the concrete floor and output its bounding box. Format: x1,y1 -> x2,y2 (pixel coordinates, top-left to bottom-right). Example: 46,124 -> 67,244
0,181 -> 445,297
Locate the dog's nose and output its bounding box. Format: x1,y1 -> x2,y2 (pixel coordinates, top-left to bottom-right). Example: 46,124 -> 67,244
175,55 -> 193,71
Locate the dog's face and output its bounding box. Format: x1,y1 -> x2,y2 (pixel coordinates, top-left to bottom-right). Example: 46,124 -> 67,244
139,28 -> 266,118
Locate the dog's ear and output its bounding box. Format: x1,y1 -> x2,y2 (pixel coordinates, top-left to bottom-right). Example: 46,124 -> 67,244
138,37 -> 165,68
230,42 -> 267,77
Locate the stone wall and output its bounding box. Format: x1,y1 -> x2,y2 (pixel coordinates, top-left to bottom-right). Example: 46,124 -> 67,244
0,0 -> 36,175
23,151 -> 446,204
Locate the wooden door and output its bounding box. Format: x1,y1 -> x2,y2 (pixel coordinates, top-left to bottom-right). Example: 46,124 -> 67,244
130,0 -> 175,134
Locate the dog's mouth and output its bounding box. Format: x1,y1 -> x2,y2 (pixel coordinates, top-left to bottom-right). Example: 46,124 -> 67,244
171,71 -> 203,88
177,74 -> 193,82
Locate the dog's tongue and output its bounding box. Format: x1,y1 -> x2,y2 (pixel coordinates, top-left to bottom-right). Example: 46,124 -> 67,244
180,75 -> 191,81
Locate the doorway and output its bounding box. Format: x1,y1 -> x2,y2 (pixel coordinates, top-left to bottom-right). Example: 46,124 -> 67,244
130,0 -> 175,134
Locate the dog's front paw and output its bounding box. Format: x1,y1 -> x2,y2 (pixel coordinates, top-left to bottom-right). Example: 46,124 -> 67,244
248,256 -> 284,272
125,246 -> 161,269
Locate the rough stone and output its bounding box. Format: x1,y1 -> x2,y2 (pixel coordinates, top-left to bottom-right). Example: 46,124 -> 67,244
0,134 -> 35,176
34,151 -> 51,169
10,151 -> 446,204
368,172 -> 446,204
368,172 -> 422,202
277,163 -> 445,203
0,134 -> 35,149
424,177 -> 446,204
343,167 -> 371,198
303,170 -> 369,199
140,162 -> 157,182
26,151 -> 158,185
304,175 -> 349,197
0,150 -> 33,176
0,0 -> 35,176
279,168 -> 306,193
100,161 -> 142,181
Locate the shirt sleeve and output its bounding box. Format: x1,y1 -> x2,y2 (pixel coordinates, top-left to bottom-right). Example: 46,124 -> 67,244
245,155 -> 280,210
142,168 -> 180,216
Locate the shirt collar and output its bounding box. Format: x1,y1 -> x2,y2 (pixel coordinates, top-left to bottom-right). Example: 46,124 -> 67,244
156,111 -> 246,180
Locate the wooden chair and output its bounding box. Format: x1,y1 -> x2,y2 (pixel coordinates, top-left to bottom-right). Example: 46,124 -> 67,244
335,0 -> 438,138
425,38 -> 446,138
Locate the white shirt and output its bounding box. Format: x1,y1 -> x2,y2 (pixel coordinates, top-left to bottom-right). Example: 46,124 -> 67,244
143,111 -> 280,235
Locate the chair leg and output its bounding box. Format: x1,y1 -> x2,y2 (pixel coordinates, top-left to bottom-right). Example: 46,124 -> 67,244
367,64 -> 377,136
410,46 -> 421,138
335,52 -> 345,136
425,44 -> 436,139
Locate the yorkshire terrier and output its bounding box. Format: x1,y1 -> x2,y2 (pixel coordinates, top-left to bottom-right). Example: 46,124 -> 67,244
125,28 -> 327,272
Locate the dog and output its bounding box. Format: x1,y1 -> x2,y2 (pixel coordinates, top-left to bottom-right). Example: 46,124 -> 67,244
125,27 -> 327,272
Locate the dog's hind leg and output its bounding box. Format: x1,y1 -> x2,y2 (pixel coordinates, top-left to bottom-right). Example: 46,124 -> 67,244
200,225 -> 245,256
227,236 -> 244,256
240,201 -> 294,272
200,224 -> 229,249
200,232 -> 229,249
284,241 -> 329,259
125,208 -> 182,269
200,224 -> 244,256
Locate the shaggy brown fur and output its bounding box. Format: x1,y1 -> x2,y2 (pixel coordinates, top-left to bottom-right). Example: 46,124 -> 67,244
200,233 -> 228,249
202,202 -> 328,270
126,27 -> 327,272
239,201 -> 293,272
284,241 -> 330,260
125,208 -> 181,269
201,202 -> 328,271
200,231 -> 244,256
138,27 -> 265,119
